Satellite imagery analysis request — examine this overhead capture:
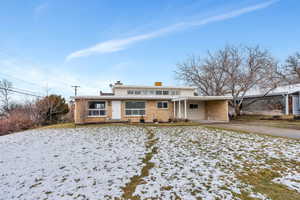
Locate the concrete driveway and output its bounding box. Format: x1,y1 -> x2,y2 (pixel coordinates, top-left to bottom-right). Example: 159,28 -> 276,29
204,122 -> 300,139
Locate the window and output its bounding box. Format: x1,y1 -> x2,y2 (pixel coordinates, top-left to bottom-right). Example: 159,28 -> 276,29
88,101 -> 106,116
157,101 -> 168,109
142,90 -> 148,95
189,104 -> 198,109
171,90 -> 180,95
149,90 -> 155,95
163,90 -> 169,95
127,90 -> 134,95
156,90 -> 162,95
134,90 -> 141,95
125,101 -> 146,116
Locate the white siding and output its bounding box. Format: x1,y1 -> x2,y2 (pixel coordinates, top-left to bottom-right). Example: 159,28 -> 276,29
179,90 -> 195,96
292,95 -> 300,115
114,87 -> 195,97
175,100 -> 205,120
114,88 -> 128,96
187,101 -> 205,120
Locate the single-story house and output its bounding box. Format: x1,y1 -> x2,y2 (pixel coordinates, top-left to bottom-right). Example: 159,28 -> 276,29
73,81 -> 231,124
241,84 -> 300,116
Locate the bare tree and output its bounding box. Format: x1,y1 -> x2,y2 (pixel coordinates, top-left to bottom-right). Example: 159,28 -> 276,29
175,45 -> 280,116
282,52 -> 300,83
0,79 -> 13,114
176,54 -> 229,96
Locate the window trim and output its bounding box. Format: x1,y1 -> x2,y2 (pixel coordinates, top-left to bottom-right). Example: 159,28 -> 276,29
157,101 -> 169,109
125,101 -> 146,116
87,101 -> 107,117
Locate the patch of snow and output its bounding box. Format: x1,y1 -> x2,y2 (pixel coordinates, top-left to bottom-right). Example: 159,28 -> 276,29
134,127 -> 300,199
1,126 -> 299,199
0,126 -> 147,200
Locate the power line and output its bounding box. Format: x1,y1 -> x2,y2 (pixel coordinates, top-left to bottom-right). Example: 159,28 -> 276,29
0,87 -> 43,98
11,87 -> 43,96
0,71 -> 43,88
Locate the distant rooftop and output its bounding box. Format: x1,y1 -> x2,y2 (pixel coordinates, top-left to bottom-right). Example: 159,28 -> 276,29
245,84 -> 300,98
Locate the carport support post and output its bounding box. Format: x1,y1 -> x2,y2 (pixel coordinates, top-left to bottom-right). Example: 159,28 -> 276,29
173,101 -> 176,119
285,94 -> 289,115
178,100 -> 181,119
184,99 -> 187,119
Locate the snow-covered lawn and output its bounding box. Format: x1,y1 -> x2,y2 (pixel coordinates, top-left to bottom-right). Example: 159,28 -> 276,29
0,125 -> 299,200
0,126 -> 147,200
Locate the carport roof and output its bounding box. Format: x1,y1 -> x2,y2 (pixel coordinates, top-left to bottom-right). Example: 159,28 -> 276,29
172,96 -> 232,101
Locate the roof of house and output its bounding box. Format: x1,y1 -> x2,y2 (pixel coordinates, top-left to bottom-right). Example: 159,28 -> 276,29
100,91 -> 114,96
113,85 -> 197,90
244,84 -> 300,98
74,95 -> 174,100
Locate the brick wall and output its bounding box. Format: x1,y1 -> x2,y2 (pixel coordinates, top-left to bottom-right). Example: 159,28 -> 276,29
75,99 -> 173,124
121,100 -> 173,123
205,100 -> 229,121
74,99 -> 112,124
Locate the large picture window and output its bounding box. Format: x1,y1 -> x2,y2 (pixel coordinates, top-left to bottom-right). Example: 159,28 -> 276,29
88,101 -> 106,116
125,101 -> 145,116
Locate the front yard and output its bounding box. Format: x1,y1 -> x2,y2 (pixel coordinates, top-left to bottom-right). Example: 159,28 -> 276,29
0,125 -> 299,200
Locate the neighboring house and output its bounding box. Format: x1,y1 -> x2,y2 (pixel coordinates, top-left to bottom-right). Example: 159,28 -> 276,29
241,84 -> 300,116
73,81 -> 231,124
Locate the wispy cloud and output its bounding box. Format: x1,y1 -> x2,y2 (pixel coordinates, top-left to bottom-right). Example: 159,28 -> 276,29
66,0 -> 278,61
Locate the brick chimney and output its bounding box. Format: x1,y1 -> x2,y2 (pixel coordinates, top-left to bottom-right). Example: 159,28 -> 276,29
154,82 -> 162,86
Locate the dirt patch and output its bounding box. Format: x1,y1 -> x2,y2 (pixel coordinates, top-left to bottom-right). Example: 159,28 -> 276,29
237,168 -> 300,200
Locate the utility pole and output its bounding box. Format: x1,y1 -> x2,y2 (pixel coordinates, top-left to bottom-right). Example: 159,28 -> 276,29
72,85 -> 80,96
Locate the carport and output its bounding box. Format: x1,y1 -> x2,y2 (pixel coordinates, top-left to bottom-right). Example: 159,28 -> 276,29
172,96 -> 232,122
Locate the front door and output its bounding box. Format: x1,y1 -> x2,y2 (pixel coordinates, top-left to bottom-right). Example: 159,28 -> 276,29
112,101 -> 121,119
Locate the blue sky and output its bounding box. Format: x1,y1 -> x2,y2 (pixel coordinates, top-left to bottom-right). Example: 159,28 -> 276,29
0,0 -> 299,99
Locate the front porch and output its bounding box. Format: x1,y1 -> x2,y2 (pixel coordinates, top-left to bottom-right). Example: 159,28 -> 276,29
172,96 -> 230,122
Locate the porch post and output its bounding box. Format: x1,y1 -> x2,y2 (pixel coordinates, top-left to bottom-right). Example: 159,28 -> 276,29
184,99 -> 187,119
173,101 -> 176,118
285,94 -> 289,115
179,100 -> 181,119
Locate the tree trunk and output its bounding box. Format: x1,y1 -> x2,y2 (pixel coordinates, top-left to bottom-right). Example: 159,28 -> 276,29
233,105 -> 241,118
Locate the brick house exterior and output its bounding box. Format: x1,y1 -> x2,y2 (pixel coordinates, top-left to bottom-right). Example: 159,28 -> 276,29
73,82 -> 231,124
